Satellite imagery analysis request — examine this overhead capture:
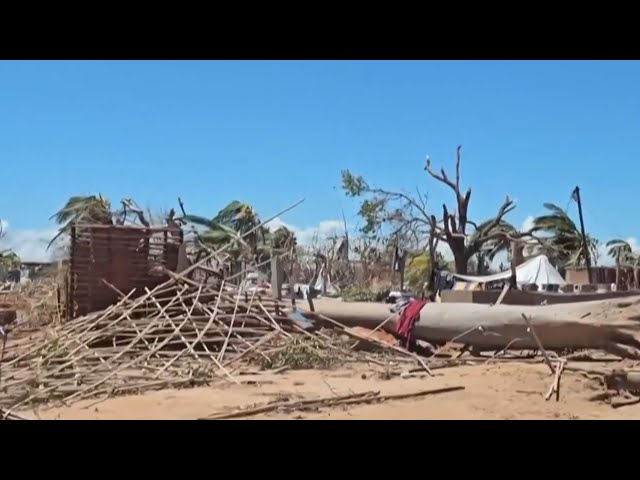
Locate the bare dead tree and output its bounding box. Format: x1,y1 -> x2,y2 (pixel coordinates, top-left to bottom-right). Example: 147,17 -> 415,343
342,145 -> 550,277
424,146 -> 523,274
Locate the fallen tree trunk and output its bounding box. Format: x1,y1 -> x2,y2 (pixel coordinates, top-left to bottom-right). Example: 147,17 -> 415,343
301,299 -> 640,357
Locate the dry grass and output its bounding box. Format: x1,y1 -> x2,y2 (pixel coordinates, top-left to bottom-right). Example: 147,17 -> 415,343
258,336 -> 349,370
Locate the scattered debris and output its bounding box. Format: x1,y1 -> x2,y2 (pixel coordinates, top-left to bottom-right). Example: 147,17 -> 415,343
5,197 -> 640,418
0,268 -> 428,416
345,326 -> 397,349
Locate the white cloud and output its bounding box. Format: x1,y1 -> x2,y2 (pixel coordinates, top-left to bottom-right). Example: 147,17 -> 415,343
268,217 -> 346,246
0,219 -> 59,262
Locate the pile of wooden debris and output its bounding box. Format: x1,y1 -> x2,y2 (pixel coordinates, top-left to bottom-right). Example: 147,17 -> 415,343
0,257 -> 433,418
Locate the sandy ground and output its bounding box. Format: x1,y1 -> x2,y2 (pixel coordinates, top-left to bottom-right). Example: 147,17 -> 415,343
23,360 -> 640,420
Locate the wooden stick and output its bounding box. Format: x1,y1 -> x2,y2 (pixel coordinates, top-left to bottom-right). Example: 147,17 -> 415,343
0,330 -> 6,386
199,385 -> 465,420
493,284 -> 510,306
218,287 -> 244,362
520,313 -> 555,375
555,360 -> 564,402
223,330 -> 281,369
545,360 -> 565,401
0,407 -> 31,420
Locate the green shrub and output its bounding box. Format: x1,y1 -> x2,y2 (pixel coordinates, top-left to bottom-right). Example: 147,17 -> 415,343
405,254 -> 430,294
342,285 -> 390,302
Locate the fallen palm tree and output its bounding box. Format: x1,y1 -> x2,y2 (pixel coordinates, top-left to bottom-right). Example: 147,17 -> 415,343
305,298 -> 640,358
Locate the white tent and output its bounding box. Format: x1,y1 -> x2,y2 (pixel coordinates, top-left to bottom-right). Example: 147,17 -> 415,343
451,255 -> 566,289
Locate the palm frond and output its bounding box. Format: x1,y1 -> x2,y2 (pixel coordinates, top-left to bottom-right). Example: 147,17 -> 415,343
213,201 -> 261,234
48,194 -> 114,250
533,203 -> 578,233
541,203 -> 566,215
606,238 -> 632,261
50,195 -> 111,224
212,200 -> 248,224
606,239 -> 630,248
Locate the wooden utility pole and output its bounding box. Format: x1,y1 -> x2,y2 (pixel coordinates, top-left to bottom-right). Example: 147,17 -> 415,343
573,186 -> 593,284
270,256 -> 284,300
393,243 -> 407,291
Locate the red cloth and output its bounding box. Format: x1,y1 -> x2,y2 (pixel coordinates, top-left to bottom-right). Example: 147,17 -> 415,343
395,300 -> 428,347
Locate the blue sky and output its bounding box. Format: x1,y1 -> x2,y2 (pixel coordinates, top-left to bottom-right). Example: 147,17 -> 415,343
1,60 -> 639,261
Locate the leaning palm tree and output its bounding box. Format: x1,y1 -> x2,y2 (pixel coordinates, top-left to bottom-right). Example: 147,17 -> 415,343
606,239 -> 633,287
212,200 -> 267,250
48,194 -> 114,249
470,219 -> 516,274
184,201 -> 269,262
532,203 -> 598,268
